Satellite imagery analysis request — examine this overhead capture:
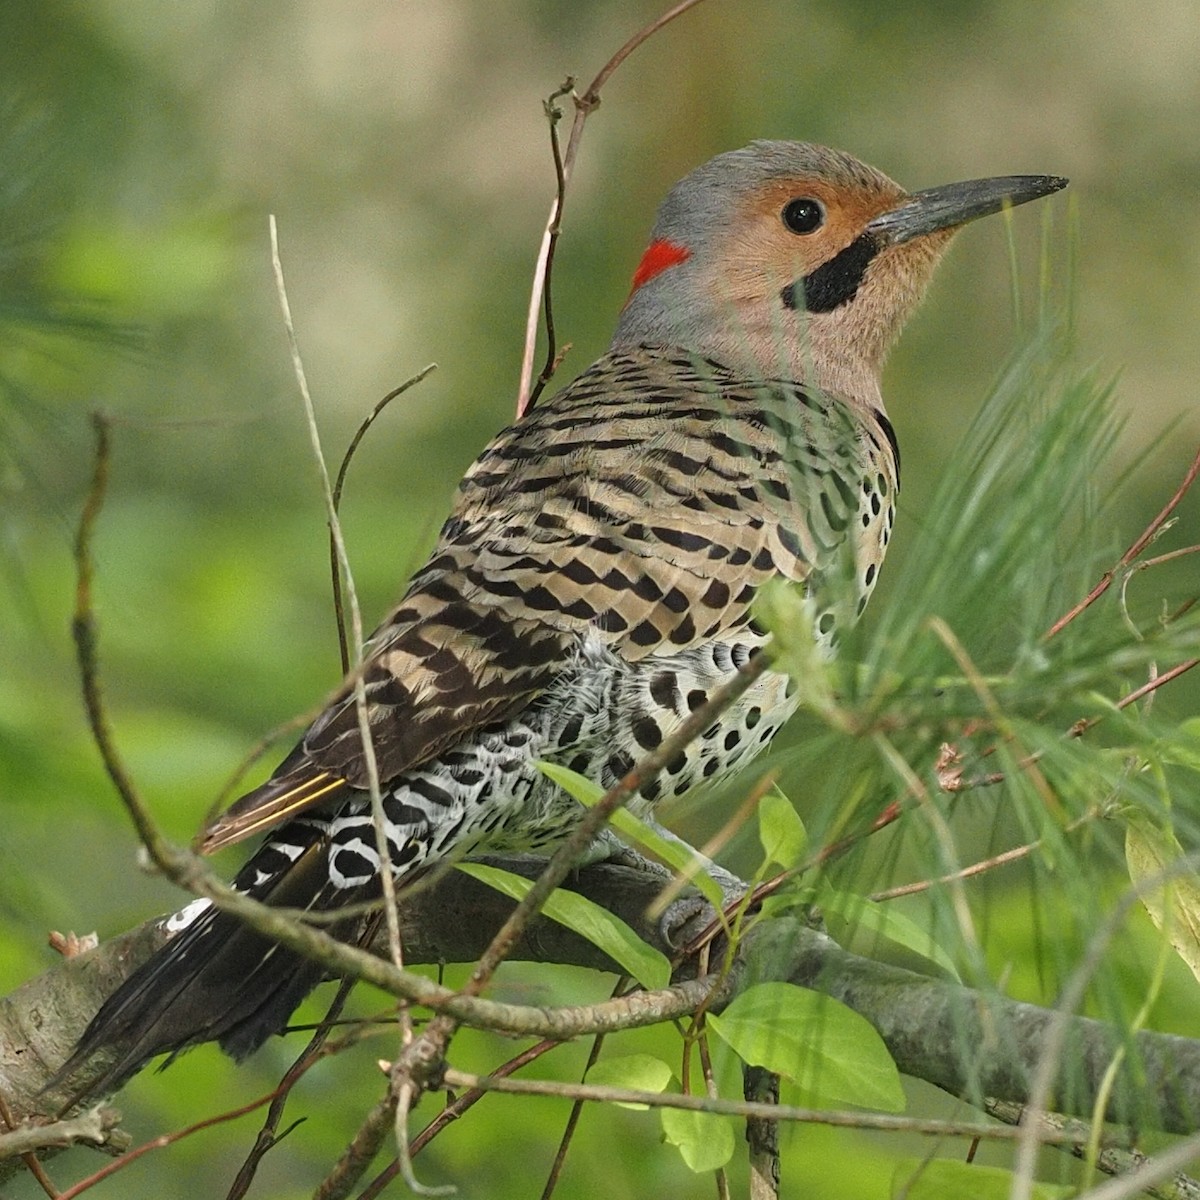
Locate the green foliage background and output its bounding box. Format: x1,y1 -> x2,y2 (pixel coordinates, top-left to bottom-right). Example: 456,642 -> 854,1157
2,1 -> 1199,1196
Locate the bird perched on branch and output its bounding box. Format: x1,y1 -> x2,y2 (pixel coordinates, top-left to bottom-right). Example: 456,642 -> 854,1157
62,141 -> 1065,1093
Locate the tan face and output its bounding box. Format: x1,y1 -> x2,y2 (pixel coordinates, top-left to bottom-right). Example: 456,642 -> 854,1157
700,175 -> 908,311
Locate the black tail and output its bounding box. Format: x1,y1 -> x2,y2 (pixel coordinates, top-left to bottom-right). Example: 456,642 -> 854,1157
56,835 -> 369,1100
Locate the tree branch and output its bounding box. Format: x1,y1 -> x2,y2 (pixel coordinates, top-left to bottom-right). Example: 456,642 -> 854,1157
4,860 -> 1200,1188
0,1105 -> 122,1161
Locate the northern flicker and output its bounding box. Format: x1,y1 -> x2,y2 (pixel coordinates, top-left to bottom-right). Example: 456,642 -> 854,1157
62,141 -> 1065,1091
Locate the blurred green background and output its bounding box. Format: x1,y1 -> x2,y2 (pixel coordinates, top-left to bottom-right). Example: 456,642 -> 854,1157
2,0 -> 1199,1196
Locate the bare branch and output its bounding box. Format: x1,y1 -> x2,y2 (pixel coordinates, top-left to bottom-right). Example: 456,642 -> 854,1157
329,365 -> 436,673
516,0 -> 712,414
269,215 -> 404,975
9,866 -> 1200,1160
225,977 -> 358,1200
984,1099 -> 1200,1200
0,1106 -> 121,1161
435,1066 -> 1104,1144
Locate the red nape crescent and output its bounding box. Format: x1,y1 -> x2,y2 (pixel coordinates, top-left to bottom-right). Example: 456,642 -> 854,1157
628,237 -> 691,296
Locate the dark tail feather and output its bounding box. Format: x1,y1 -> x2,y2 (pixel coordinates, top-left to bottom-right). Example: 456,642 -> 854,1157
54,839 -> 370,1101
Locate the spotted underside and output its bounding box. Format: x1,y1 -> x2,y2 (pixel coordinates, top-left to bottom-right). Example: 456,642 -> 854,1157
203,343 -> 898,897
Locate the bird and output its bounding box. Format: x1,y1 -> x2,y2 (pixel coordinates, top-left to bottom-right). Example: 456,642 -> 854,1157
60,141 -> 1065,1094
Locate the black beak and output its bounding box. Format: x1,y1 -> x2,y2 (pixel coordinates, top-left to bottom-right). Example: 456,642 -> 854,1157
867,175 -> 1068,245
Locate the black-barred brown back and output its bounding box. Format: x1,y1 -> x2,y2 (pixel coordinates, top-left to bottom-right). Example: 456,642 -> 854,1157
203,346 -> 895,852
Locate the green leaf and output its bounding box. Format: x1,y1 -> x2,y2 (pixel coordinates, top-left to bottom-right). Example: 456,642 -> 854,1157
659,1106 -> 735,1173
608,808 -> 727,910
456,862 -> 670,989
707,982 -> 904,1111
536,761 -> 726,910
1124,815 -> 1200,984
818,889 -> 960,982
586,1054 -> 674,1109
536,759 -> 605,806
758,787 -> 807,870
892,1158 -> 1073,1199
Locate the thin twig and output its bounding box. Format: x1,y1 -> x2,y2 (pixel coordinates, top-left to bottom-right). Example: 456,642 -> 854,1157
1130,543 -> 1200,573
225,977 -> 358,1200
0,1093 -> 63,1196
359,1040 -> 562,1200
56,1091 -> 282,1200
329,365 -> 437,673
1044,444 -> 1200,639
74,414 -> 180,868
523,82 -> 574,414
313,1086 -> 399,1200
538,1080 -> 593,1199
869,831 -> 1059,902
1010,849 -> 1200,1200
272,217 -> 435,1194
984,1100 -> 1200,1200
695,1031 -> 731,1200
539,1022 -> 616,1200
269,214 -> 404,975
437,1068 -> 1113,1144
1116,657 -> 1199,710
516,0 -> 712,414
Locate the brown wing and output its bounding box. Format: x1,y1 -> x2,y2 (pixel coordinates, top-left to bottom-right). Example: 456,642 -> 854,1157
198,598 -> 571,852
201,348 -> 878,853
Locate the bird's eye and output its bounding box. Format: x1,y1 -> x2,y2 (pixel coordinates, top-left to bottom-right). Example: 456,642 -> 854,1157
781,197 -> 825,235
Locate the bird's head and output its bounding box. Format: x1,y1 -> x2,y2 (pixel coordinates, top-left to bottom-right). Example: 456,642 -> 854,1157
612,140 -> 1066,408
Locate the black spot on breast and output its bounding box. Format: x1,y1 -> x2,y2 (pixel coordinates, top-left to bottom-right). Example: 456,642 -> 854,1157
650,671 -> 680,709
607,750 -> 635,779
632,716 -> 663,750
